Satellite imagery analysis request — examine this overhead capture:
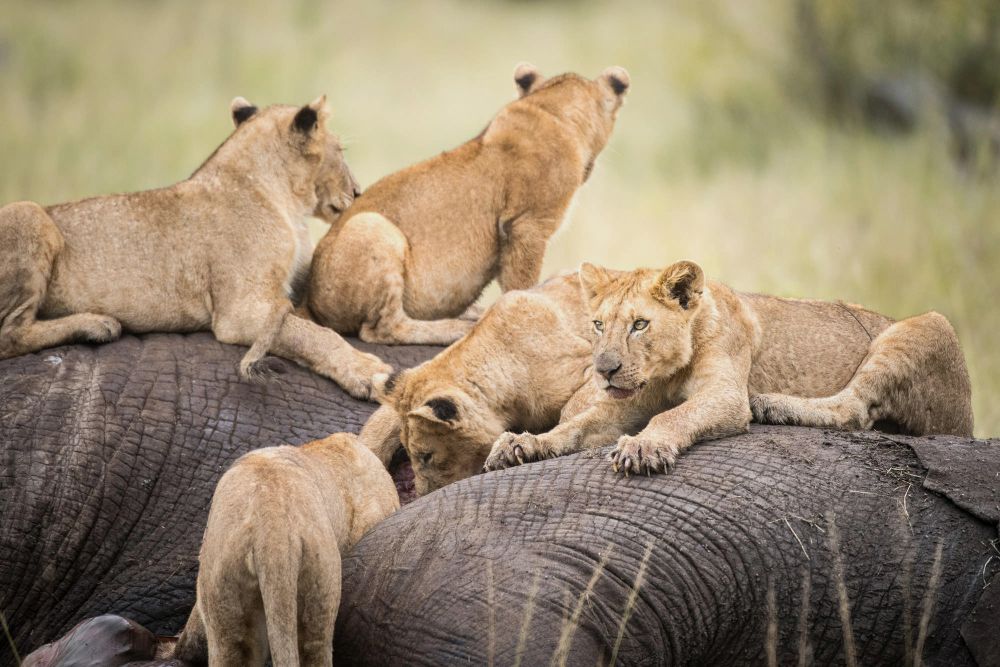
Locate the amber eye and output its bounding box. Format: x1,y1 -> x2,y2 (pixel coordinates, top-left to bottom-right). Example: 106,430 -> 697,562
632,319 -> 649,332
593,320 -> 604,334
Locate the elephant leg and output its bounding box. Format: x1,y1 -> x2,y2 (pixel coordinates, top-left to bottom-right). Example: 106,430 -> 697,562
751,312 -> 973,436
0,201 -> 121,359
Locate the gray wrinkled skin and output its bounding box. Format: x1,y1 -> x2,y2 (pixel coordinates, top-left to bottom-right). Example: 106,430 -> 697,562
336,426 -> 1000,666
0,333 -> 438,663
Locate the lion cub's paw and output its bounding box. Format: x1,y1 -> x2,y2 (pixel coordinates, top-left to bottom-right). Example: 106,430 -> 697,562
749,394 -> 791,425
342,352 -> 393,401
483,432 -> 544,471
609,435 -> 678,476
78,315 -> 123,344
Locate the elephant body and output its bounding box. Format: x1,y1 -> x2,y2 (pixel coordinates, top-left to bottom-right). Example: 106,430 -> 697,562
3,336 -> 998,666
0,334 -> 438,663
336,426 -> 1000,666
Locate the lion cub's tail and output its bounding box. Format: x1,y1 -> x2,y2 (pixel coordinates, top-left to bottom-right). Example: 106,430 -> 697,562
254,532 -> 301,667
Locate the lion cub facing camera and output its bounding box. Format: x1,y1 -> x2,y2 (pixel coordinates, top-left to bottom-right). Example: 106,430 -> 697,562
173,433 -> 399,667
307,63 -> 631,345
486,261 -> 973,475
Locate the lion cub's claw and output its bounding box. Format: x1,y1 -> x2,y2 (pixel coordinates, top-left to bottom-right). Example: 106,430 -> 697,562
609,435 -> 678,477
484,432 -> 542,471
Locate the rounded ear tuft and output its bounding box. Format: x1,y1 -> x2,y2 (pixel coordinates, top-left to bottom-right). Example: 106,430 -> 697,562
579,262 -> 612,300
601,66 -> 631,97
293,105 -> 319,134
514,62 -> 542,97
651,260 -> 704,310
230,97 -> 258,127
372,370 -> 402,405
425,397 -> 458,423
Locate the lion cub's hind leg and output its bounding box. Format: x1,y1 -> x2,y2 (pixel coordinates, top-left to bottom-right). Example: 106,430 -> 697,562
0,202 -> 121,359
315,213 -> 474,346
751,312 -> 973,436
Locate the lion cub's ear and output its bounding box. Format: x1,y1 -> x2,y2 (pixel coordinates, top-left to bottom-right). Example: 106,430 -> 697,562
651,260 -> 704,310
514,62 -> 545,98
579,262 -> 614,300
293,94 -> 329,134
371,371 -> 404,406
598,66 -> 631,99
408,396 -> 462,429
230,97 -> 258,127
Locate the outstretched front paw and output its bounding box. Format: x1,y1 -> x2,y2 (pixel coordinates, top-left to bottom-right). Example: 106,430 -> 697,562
609,435 -> 679,476
483,432 -> 546,471
343,353 -> 394,401
750,394 -> 790,425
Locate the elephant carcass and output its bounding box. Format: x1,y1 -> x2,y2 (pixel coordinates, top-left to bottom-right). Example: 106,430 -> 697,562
336,425 -> 1000,666
0,333 -> 439,664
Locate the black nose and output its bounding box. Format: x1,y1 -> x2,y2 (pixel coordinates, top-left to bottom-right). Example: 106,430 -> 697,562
598,362 -> 621,381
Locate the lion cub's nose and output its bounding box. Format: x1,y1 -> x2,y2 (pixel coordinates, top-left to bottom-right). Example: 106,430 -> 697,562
596,354 -> 622,380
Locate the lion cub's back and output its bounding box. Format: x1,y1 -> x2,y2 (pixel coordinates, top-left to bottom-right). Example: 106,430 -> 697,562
741,292 -> 893,398
203,446 -> 346,564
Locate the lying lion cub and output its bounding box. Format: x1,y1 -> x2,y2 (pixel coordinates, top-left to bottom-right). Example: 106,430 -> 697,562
307,63 -> 630,345
173,433 -> 398,667
362,273 -> 597,495
0,96 -> 387,399
485,261 -> 974,475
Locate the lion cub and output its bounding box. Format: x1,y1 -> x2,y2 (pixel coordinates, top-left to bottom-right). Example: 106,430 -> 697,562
485,261 -> 973,475
362,273 -> 595,495
173,433 -> 398,667
0,97 -> 387,399
307,63 -> 631,346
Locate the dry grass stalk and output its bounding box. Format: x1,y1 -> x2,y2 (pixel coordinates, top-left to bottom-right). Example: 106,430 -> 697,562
609,539 -> 655,666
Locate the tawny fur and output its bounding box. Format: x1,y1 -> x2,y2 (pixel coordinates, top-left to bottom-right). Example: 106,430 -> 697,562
0,97 -> 387,399
484,261 -> 974,475
306,63 -> 630,346
361,273 -> 597,495
173,433 -> 399,667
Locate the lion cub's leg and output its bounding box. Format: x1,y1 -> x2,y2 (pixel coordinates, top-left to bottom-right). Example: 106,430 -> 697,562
751,312 -> 973,436
295,546 -> 341,667
314,213 -> 474,346
213,291 -> 390,399
0,202 -> 121,359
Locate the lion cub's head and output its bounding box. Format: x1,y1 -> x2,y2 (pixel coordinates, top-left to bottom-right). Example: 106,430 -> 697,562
579,260 -> 707,399
226,96 -> 358,221
371,372 -> 503,496
510,63 -> 630,178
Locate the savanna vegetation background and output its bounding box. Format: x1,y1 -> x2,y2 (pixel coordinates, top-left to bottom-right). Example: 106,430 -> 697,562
1,0 -> 998,436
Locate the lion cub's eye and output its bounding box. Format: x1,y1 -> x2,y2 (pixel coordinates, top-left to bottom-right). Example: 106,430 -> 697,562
632,319 -> 649,332
419,451 -> 433,465
593,320 -> 604,334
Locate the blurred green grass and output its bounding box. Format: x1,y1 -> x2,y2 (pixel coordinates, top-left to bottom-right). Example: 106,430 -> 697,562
1,0 -> 997,436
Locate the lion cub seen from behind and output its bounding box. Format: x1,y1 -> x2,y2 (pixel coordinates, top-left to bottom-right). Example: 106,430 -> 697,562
308,63 -> 631,345
485,260 -> 974,475
0,96 -> 387,399
174,433 -> 398,667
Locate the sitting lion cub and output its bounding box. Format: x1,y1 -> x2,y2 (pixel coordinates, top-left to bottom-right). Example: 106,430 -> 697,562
307,63 -> 631,345
173,433 -> 398,667
0,96 -> 387,399
485,261 -> 974,475
361,273 -> 596,495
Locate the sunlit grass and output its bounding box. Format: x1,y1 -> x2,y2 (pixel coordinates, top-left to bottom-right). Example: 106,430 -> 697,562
1,0 -> 996,435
